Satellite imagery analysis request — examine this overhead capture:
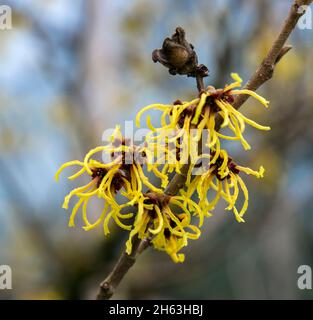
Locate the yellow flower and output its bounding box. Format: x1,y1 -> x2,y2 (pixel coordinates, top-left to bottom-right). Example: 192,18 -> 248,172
192,73 -> 270,151
125,192 -> 203,263
136,73 -> 270,177
183,149 -> 264,223
55,126 -> 162,235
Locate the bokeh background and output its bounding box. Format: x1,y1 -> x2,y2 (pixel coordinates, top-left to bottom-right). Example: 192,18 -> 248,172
0,0 -> 313,299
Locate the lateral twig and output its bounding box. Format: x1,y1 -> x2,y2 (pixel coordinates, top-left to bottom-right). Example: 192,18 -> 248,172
96,0 -> 312,300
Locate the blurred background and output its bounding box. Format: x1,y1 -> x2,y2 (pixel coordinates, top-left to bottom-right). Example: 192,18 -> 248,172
0,0 -> 312,299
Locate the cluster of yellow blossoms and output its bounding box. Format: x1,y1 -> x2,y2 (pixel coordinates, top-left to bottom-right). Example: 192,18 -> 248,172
56,73 -> 269,263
